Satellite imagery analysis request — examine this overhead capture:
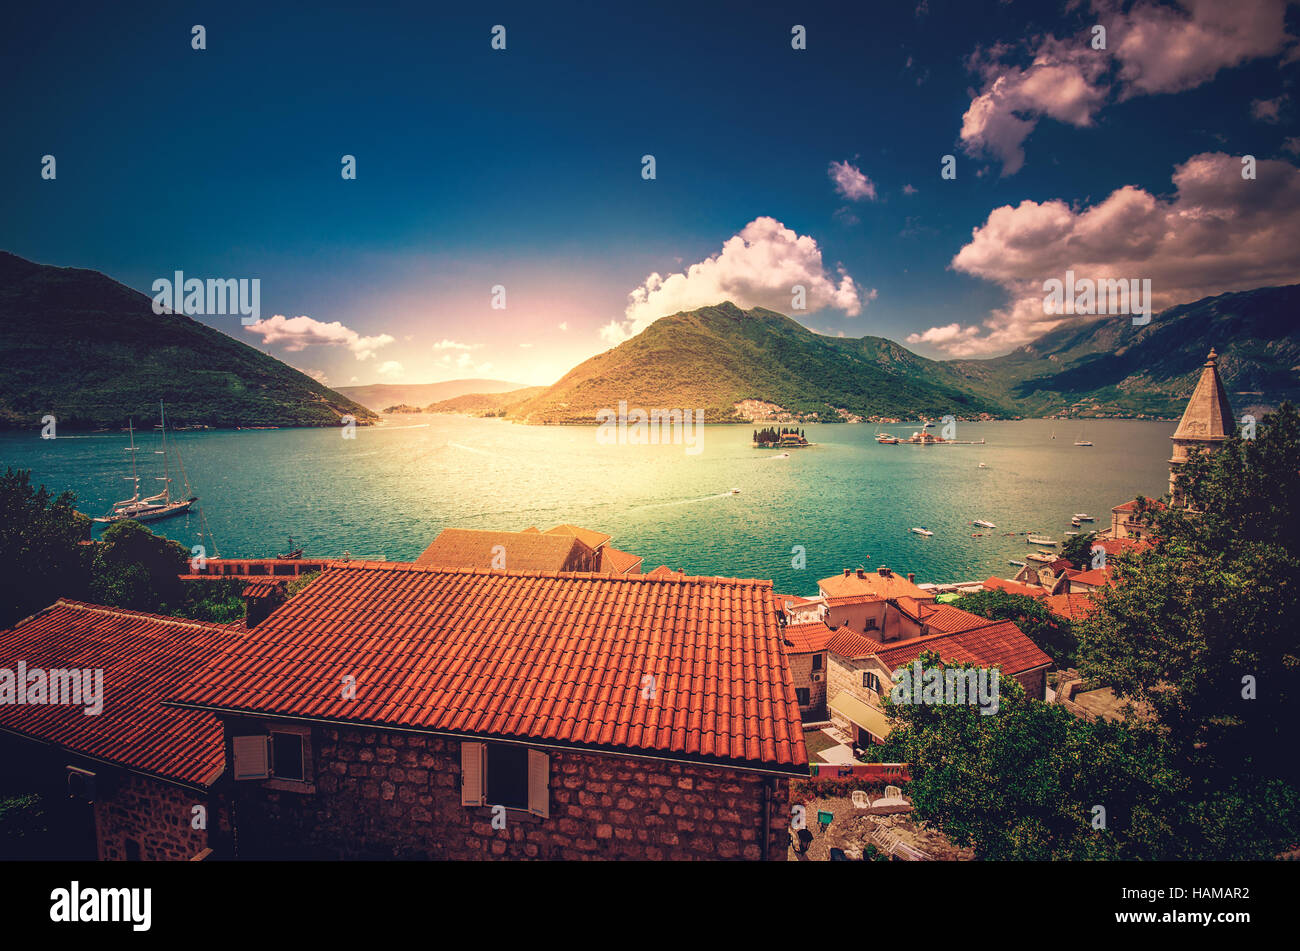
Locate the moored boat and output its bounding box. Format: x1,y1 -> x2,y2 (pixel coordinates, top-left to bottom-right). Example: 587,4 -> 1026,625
1027,535 -> 1056,545
910,527 -> 934,536
1073,513 -> 1095,521
93,404 -> 199,525
973,519 -> 997,529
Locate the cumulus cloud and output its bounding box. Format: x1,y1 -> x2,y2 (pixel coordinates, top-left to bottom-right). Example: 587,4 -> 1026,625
908,151 -> 1300,356
305,368 -> 329,384
377,361 -> 403,379
244,315 -> 394,360
960,0 -> 1296,174
601,216 -> 870,344
432,339 -> 482,351
1108,0 -> 1294,98
829,161 -> 878,201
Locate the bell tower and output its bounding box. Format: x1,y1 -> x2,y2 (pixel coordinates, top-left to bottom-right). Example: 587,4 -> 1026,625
1168,348 -> 1235,506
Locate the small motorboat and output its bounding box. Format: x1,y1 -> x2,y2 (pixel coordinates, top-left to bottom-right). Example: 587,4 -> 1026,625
911,527 -> 934,536
279,537 -> 304,560
1064,531 -> 1079,537
1008,560 -> 1026,568
973,519 -> 997,529
1074,440 -> 1093,446
776,452 -> 790,458
1073,513 -> 1095,521
1027,536 -> 1056,546
977,463 -> 988,469
730,488 -> 741,494
1026,552 -> 1055,564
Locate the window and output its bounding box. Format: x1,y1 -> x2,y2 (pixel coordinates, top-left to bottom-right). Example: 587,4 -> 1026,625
863,672 -> 880,693
487,743 -> 529,810
812,654 -> 822,671
271,732 -> 304,782
795,687 -> 811,706
461,742 -> 550,818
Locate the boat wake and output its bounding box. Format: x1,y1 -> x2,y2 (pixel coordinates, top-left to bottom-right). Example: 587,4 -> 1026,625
637,492 -> 737,509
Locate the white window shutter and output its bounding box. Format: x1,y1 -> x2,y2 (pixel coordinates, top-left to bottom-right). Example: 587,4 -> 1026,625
460,741 -> 485,806
232,735 -> 269,780
527,749 -> 550,818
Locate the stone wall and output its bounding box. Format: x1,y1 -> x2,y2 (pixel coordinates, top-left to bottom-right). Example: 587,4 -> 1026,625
226,720 -> 792,860
95,771 -> 222,861
786,651 -> 827,715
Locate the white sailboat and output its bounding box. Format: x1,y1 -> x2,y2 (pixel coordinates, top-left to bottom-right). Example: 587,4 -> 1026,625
94,402 -> 198,524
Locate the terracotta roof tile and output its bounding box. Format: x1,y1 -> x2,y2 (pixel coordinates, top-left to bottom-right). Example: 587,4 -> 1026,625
781,621 -> 836,654
415,528 -> 592,572
0,600 -> 240,787
819,570 -> 933,601
872,621 -> 1052,676
599,546 -> 643,575
544,524 -> 612,550
982,576 -> 1043,597
168,562 -> 807,774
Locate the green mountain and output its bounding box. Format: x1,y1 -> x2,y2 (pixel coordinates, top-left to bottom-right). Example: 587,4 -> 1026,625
0,252 -> 377,429
957,283 -> 1300,417
510,287 -> 1300,424
508,302 -> 1019,423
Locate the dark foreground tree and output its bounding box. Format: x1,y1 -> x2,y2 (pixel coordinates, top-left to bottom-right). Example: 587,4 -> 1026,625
0,468 -> 91,627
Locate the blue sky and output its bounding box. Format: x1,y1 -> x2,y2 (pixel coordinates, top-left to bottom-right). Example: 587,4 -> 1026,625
2,1 -> 1298,386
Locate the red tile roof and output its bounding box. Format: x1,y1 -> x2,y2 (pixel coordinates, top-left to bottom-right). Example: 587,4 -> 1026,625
1090,537 -> 1151,557
545,524 -> 612,550
1070,567 -> 1113,588
982,576 -> 1043,597
598,546 -> 643,576
917,603 -> 991,634
826,627 -> 885,660
819,569 -> 933,601
414,528 -> 592,572
782,621 -> 836,654
240,579 -> 285,599
824,593 -> 880,607
1113,498 -> 1166,513
872,621 -> 1052,676
646,565 -> 686,579
0,600 -> 240,787
168,562 -> 808,774
1043,592 -> 1100,621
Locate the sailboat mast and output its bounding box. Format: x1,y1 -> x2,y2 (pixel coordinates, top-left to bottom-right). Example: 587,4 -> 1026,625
128,419 -> 138,496
159,400 -> 171,503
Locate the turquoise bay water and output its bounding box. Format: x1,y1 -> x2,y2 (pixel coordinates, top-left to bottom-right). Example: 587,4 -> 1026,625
0,417 -> 1174,596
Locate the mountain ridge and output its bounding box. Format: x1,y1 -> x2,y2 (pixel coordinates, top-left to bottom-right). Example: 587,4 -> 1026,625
0,251 -> 378,429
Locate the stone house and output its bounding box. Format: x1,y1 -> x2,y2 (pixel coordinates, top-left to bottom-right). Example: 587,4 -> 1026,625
0,600 -> 237,860
164,561 -> 808,860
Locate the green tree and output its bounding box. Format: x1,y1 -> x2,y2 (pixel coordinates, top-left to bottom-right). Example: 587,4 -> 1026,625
0,468 -> 91,626
1078,402 -> 1300,807
873,652 -> 1182,859
951,588 -> 1077,667
87,520 -> 188,613
1061,531 -> 1098,570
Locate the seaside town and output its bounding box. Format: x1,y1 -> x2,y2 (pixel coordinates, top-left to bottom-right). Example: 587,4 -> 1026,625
3,347 -> 1291,865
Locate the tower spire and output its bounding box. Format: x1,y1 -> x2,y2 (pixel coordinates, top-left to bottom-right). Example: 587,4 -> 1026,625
1168,348 -> 1235,504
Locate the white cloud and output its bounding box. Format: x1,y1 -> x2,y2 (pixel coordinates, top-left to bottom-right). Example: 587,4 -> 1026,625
960,0 -> 1296,174
377,361 -> 403,379
910,151 -> 1300,356
557,322 -> 568,331
829,161 -> 878,201
519,343 -> 534,348
432,339 -> 483,351
304,368 -> 329,384
439,352 -> 495,375
601,216 -> 871,344
243,315 -> 394,360
1108,0 -> 1294,98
